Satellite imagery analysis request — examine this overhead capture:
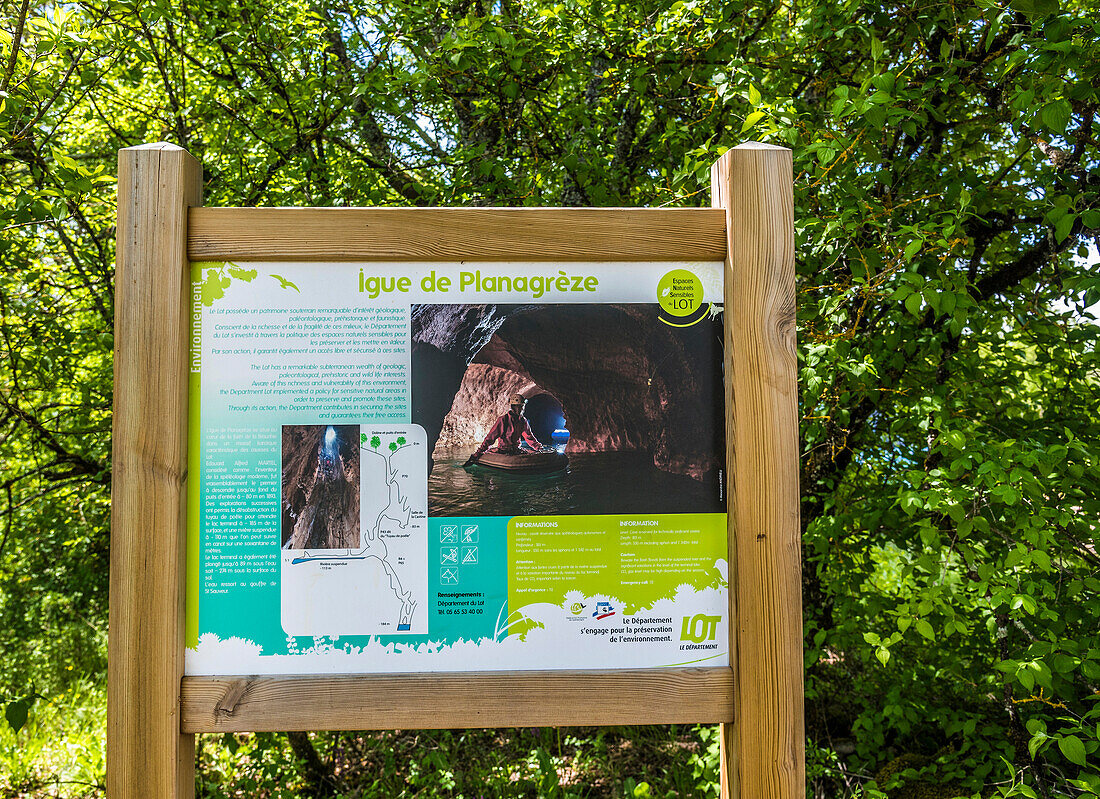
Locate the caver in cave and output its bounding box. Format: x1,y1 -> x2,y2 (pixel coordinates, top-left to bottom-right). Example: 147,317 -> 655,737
461,391 -> 568,474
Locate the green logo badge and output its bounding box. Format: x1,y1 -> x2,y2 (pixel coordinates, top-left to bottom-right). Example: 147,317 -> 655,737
658,269 -> 704,318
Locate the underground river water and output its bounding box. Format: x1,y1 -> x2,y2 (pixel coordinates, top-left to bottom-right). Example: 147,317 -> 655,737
428,448 -> 723,517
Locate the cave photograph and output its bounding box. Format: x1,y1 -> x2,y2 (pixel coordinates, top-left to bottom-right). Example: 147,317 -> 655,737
281,424 -> 361,549
412,303 -> 726,517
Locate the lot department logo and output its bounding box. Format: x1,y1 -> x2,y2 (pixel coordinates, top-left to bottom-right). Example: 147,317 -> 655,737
680,613 -> 721,643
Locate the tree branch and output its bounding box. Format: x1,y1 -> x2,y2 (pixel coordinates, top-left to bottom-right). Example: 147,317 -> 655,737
1,0 -> 31,94
318,10 -> 431,205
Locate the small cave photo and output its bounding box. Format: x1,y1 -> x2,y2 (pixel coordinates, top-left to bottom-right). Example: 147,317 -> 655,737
281,424 -> 361,549
411,303 -> 726,517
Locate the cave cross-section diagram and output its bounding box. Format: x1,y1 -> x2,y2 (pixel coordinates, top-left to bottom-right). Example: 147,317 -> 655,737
280,424 -> 428,636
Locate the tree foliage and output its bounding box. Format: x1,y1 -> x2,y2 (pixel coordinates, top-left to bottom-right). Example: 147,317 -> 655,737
1,0 -> 1097,795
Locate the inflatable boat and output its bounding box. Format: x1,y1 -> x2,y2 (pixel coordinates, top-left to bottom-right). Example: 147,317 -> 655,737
474,450 -> 568,473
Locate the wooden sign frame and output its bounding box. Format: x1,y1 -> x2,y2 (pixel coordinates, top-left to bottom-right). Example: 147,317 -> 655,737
107,141 -> 802,798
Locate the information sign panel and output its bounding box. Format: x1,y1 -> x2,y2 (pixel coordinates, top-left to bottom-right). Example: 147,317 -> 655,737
108,142 -> 803,799
186,260 -> 729,674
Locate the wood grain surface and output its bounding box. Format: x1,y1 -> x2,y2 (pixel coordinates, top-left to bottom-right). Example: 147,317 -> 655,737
712,142 -> 803,799
187,207 -> 727,262
108,143 -> 202,799
180,668 -> 735,733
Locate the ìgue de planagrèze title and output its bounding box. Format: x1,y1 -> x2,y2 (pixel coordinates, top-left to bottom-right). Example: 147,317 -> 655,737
358,268 -> 599,300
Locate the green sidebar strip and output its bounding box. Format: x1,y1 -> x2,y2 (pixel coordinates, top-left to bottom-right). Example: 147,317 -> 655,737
185,264 -> 201,648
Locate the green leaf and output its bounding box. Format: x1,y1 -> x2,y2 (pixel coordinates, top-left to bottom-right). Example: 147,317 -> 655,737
1011,0 -> 1058,18
1058,734 -> 1087,767
1012,594 -> 1037,615
864,106 -> 888,128
903,240 -> 922,261
1029,730 -> 1049,760
944,430 -> 966,450
5,700 -> 28,734
200,268 -> 227,306
227,265 -> 258,282
1018,667 -> 1035,691
915,618 -> 935,641
742,111 -> 766,132
1040,100 -> 1071,133
1069,773 -> 1100,794
1054,214 -> 1076,243
940,291 -> 957,316
747,84 -> 761,105
904,291 -> 923,317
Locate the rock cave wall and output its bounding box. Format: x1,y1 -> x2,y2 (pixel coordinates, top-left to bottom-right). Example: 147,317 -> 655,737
412,304 -> 724,482
435,363 -> 539,449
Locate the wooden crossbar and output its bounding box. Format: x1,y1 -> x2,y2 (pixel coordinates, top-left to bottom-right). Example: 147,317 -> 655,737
187,207 -> 727,262
180,668 -> 735,733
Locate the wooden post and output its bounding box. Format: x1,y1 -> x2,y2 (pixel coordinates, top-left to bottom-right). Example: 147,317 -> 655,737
109,143 -> 202,798
711,142 -> 803,798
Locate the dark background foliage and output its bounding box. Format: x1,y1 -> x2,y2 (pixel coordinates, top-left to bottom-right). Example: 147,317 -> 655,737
0,0 -> 1097,796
